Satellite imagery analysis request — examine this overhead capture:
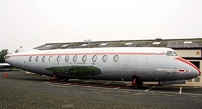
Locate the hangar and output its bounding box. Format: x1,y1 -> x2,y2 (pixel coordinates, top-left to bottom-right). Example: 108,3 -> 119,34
35,38 -> 202,86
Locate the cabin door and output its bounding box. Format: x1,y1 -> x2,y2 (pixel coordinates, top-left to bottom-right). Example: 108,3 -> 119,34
136,56 -> 150,80
123,63 -> 129,79
156,57 -> 167,80
20,59 -> 26,67
163,58 -> 175,80
123,55 -> 136,80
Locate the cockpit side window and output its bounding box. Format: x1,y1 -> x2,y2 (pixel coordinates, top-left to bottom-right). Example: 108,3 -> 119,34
166,51 -> 178,56
166,51 -> 173,56
172,51 -> 178,56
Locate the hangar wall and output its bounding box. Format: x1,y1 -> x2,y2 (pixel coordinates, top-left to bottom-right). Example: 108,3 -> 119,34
176,49 -> 201,58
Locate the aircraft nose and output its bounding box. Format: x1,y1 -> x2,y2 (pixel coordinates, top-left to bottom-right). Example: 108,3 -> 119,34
4,55 -> 11,64
176,57 -> 201,76
5,58 -> 9,64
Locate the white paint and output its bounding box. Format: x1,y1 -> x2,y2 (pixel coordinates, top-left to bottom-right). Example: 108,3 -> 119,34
179,87 -> 182,94
145,86 -> 155,92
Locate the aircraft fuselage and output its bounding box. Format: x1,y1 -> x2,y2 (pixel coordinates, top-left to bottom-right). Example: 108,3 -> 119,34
5,47 -> 201,82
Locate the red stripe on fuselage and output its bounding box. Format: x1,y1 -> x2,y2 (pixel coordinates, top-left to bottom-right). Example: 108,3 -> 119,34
175,57 -> 201,75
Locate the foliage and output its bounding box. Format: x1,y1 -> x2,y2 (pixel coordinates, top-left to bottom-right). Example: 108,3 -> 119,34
0,49 -> 8,63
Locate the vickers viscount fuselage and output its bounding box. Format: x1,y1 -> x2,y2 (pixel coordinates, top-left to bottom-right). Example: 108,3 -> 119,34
5,47 -> 201,87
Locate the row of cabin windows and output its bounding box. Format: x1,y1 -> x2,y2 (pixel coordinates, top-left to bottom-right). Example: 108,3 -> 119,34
29,55 -> 119,63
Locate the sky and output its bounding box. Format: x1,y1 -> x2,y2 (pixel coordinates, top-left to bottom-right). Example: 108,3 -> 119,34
0,0 -> 202,53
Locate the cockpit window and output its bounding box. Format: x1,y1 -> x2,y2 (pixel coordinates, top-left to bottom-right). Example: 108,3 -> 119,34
166,51 -> 173,56
166,51 -> 178,56
172,51 -> 178,56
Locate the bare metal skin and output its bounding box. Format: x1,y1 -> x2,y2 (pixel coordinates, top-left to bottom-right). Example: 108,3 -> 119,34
5,47 -> 201,85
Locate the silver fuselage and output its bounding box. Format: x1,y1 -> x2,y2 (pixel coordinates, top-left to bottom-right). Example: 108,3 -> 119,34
5,47 -> 201,82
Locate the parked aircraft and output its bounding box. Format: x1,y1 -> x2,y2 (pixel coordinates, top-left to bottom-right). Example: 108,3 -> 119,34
0,63 -> 11,68
5,47 -> 201,88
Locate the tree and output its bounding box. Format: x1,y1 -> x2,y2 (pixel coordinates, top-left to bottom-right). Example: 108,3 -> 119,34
0,49 -> 8,63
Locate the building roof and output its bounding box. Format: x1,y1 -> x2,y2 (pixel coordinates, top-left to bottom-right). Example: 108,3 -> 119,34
34,38 -> 202,50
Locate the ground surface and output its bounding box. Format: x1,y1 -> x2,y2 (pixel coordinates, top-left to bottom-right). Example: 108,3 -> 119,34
0,71 -> 202,109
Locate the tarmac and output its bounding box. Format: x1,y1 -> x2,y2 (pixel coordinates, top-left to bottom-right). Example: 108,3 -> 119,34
0,70 -> 202,109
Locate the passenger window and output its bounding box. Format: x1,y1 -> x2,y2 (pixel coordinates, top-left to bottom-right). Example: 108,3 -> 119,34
57,55 -> 61,62
49,56 -> 52,62
102,55 -> 108,62
42,56 -> 46,62
113,55 -> 119,62
73,55 -> 77,62
65,55 -> 69,62
35,56 -> 39,62
82,55 -> 87,62
92,55 -> 97,62
29,56 -> 32,62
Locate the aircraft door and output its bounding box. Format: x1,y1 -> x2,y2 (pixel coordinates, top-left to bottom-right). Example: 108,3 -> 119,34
136,56 -> 150,80
164,58 -> 175,80
123,55 -> 136,80
156,57 -> 173,81
20,59 -> 26,67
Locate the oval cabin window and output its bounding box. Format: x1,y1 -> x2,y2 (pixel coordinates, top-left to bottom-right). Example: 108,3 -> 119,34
82,55 -> 87,62
65,55 -> 69,62
35,56 -> 39,62
73,55 -> 77,62
29,56 -> 32,62
92,55 -> 97,62
57,55 -> 61,62
113,55 -> 119,62
49,56 -> 52,62
102,55 -> 107,62
42,56 -> 46,62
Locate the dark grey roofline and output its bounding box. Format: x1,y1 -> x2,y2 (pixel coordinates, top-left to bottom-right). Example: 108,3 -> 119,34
34,38 -> 202,50
44,38 -> 202,44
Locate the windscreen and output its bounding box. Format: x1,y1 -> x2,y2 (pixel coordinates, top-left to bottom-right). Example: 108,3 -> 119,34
166,51 -> 178,56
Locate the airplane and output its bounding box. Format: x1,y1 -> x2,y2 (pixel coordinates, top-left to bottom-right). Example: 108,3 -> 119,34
5,47 -> 201,88
0,63 -> 11,68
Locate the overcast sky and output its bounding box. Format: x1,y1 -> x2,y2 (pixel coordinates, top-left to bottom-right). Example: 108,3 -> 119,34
0,0 -> 202,53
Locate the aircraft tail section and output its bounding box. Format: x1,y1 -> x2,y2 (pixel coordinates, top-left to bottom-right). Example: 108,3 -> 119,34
15,46 -> 39,53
